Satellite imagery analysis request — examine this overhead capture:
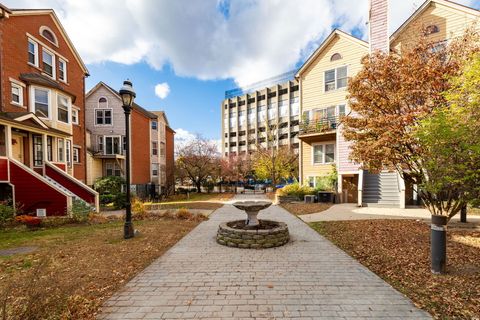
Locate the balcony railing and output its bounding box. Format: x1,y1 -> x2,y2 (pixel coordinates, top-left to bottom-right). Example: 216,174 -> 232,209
299,116 -> 339,136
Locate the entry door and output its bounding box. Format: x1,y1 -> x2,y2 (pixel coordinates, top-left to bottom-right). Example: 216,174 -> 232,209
11,134 -> 24,163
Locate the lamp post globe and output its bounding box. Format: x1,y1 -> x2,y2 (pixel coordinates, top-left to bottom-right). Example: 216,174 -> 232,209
120,79 -> 136,239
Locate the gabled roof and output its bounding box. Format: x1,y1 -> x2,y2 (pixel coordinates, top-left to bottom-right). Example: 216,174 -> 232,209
390,0 -> 480,43
151,111 -> 170,127
296,29 -> 368,77
8,6 -> 89,75
86,81 -> 157,119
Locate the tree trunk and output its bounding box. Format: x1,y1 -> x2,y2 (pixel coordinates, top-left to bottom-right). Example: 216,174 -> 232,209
195,182 -> 202,193
460,205 -> 467,223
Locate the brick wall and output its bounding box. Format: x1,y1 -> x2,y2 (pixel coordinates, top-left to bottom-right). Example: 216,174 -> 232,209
131,108 -> 152,184
369,0 -> 389,53
0,12 -> 87,181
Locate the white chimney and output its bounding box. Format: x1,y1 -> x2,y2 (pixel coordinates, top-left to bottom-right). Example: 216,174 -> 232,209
369,0 -> 389,53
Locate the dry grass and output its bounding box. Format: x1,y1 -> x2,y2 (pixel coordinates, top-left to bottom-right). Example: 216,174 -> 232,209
0,218 -> 201,319
147,202 -> 224,210
280,202 -> 333,215
311,219 -> 480,319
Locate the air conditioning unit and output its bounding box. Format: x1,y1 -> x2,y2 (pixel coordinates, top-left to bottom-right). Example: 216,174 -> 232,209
36,208 -> 46,217
304,195 -> 315,203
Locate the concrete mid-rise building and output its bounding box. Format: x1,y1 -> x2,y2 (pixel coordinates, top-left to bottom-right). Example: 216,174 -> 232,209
221,72 -> 300,157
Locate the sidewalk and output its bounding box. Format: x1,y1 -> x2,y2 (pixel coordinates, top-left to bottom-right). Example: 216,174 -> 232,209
100,194 -> 430,319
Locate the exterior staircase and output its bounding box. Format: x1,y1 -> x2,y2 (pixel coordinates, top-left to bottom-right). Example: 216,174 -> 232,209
362,171 -> 400,207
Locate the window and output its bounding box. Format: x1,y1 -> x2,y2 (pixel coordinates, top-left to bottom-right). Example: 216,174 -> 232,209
267,103 -> 277,119
312,143 -> 335,164
41,27 -> 57,45
28,39 -> 38,66
58,138 -> 64,162
324,66 -> 347,92
338,104 -> 346,117
11,83 -> 23,106
66,140 -> 72,167
106,162 -> 121,177
34,88 -> 49,118
97,136 -> 103,152
42,49 -> 55,78
57,95 -> 69,123
257,105 -> 266,122
330,53 -> 342,61
122,136 -> 126,154
151,121 -> 158,130
58,59 -> 67,82
98,97 -> 108,108
425,25 -> 439,35
279,100 -> 288,117
72,109 -> 79,125
33,135 -> 43,166
290,96 -> 299,116
95,109 -> 112,125
105,136 -> 121,155
247,108 -> 255,124
73,148 -> 80,163
47,136 -> 53,161
238,110 -> 245,126
152,141 -> 158,155
229,112 -> 236,128
152,163 -> 159,176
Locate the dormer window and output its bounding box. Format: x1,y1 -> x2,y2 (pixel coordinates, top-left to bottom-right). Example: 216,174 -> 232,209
425,25 -> 439,35
330,53 -> 342,62
98,97 -> 108,108
39,26 -> 58,46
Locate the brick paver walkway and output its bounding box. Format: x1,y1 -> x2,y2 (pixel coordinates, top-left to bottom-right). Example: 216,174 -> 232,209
100,194 -> 430,319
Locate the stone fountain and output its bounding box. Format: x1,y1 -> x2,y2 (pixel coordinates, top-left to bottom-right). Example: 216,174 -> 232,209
216,201 -> 289,249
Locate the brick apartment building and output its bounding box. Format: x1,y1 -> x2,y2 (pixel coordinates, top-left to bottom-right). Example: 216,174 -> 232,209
85,82 -> 175,197
0,3 -> 98,215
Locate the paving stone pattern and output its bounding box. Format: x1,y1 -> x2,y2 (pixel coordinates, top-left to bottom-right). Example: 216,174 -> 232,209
100,194 -> 431,319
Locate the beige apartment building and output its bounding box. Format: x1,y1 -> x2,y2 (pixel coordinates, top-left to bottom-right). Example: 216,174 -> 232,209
221,72 -> 300,157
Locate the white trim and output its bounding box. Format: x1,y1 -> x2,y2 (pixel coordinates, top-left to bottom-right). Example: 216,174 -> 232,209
311,142 -> 336,165
71,108 -> 79,125
12,113 -> 49,129
26,33 -> 69,62
103,135 -> 122,155
39,25 -> 59,47
56,93 -> 71,124
73,147 -> 80,163
323,65 -> 348,93
8,78 -> 26,88
94,107 -> 113,126
41,47 -> 56,80
58,58 -> 67,83
10,82 -> 24,107
30,86 -> 52,120
27,38 -> 39,67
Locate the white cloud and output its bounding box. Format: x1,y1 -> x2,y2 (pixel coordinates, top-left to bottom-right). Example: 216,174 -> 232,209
154,82 -> 170,99
4,0 -> 478,87
174,128 -> 221,153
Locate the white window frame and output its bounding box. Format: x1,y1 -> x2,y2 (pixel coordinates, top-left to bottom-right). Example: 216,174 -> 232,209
73,147 -> 80,163
11,83 -> 23,106
151,121 -> 158,130
42,48 -> 56,79
66,140 -> 72,167
39,26 -> 59,47
311,142 -> 335,165
95,108 -> 113,126
324,65 -> 348,93
57,94 -> 71,124
152,163 -> 159,177
28,38 -> 39,67
98,96 -> 108,108
30,86 -> 51,120
58,58 -> 67,83
152,141 -> 158,156
71,108 -> 79,125
104,135 -> 122,155
58,138 -> 65,162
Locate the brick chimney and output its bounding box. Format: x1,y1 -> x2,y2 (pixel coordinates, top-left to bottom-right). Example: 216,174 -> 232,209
369,0 -> 389,53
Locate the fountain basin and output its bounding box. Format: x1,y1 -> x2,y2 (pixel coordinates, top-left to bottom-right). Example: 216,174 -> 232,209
216,219 -> 289,249
232,200 -> 272,227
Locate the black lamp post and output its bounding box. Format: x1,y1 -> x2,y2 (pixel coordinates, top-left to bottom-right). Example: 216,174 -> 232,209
119,79 -> 136,239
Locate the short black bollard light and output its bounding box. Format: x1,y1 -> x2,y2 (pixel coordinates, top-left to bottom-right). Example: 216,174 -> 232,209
431,215 -> 447,274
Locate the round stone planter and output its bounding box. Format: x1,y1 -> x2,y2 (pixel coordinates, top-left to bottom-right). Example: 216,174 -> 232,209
216,219 -> 289,249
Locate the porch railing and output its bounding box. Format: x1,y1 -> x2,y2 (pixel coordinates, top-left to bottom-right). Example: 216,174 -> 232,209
299,116 -> 339,135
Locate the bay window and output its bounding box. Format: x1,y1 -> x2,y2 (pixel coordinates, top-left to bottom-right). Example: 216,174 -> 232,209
58,138 -> 64,162
47,136 -> 53,161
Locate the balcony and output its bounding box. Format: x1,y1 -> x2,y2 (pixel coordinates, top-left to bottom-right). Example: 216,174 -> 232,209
299,116 -> 338,142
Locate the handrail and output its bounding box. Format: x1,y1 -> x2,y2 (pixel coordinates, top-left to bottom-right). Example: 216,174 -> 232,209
299,116 -> 340,135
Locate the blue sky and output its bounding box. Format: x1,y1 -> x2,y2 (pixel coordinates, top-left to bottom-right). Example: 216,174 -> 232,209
7,0 -> 480,143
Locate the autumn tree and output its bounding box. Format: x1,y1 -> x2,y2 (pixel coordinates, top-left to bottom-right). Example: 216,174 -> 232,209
251,123 -> 298,187
175,136 -> 219,193
415,53 -> 480,216
343,29 -> 480,221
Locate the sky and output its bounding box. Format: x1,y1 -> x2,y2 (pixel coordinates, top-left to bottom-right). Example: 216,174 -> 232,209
5,0 -> 480,145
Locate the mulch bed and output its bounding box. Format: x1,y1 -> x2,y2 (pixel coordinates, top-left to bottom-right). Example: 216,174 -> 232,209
280,202 -> 333,215
310,219 -> 480,319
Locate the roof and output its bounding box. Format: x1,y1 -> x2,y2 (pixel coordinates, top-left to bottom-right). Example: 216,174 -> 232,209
7,6 -> 89,75
86,81 -> 157,119
150,111 -> 170,127
390,0 -> 480,43
0,3 -> 11,17
0,112 -> 71,136
20,73 -> 76,102
296,29 -> 369,77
